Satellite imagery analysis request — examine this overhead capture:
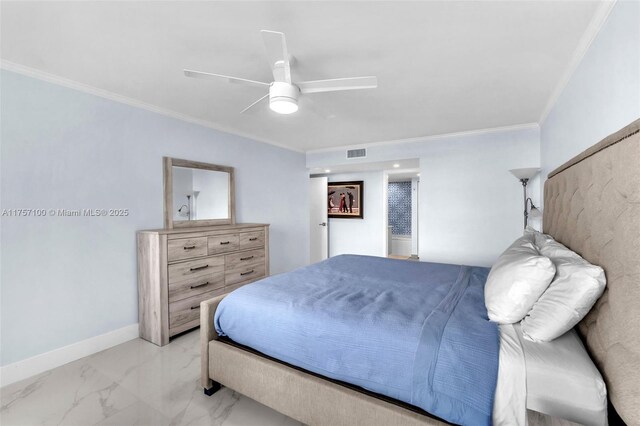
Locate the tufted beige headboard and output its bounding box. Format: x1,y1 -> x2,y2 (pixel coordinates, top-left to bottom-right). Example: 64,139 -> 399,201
543,118 -> 640,424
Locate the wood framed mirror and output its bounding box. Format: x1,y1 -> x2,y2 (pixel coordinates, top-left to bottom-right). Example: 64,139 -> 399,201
163,157 -> 235,228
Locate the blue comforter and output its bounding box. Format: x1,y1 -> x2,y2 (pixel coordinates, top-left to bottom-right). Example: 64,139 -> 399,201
215,255 -> 499,425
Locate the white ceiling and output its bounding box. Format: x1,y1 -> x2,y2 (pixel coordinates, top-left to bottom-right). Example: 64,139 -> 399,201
1,1 -> 604,152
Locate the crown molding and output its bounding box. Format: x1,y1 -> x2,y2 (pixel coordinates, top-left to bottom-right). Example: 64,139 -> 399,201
538,0 -> 617,124
306,122 -> 540,155
0,60 -> 304,154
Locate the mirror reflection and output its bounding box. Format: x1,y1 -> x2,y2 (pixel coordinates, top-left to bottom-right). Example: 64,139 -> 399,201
172,166 -> 230,222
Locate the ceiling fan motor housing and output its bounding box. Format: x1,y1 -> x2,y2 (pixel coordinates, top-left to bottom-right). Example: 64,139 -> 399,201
269,82 -> 300,113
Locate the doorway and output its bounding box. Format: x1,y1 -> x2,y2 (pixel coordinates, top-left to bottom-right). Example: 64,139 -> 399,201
387,172 -> 419,259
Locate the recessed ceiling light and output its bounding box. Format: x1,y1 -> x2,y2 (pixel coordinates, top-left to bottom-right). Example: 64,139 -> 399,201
393,164 -> 400,168
417,173 -> 421,177
325,169 -> 331,173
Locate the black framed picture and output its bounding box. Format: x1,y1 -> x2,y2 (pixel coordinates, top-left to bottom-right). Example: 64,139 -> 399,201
328,181 -> 363,219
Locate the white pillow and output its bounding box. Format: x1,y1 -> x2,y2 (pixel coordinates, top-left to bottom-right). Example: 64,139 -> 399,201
524,226 -> 555,251
532,230 -> 551,248
521,238 -> 606,342
485,236 -> 556,324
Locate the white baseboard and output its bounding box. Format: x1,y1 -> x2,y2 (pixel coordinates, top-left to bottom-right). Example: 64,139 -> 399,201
0,323 -> 139,388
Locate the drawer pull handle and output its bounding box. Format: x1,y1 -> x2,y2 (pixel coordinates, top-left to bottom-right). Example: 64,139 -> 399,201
249,237 -> 258,241
240,256 -> 254,261
190,281 -> 209,289
190,265 -> 209,272
183,245 -> 196,250
240,270 -> 255,276
220,241 -> 231,245
190,305 -> 200,310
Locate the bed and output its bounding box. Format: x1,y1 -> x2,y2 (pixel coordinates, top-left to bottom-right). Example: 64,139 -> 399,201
200,118 -> 639,425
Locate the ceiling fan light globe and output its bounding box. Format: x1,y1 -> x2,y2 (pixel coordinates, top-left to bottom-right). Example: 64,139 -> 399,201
270,98 -> 298,114
269,82 -> 299,114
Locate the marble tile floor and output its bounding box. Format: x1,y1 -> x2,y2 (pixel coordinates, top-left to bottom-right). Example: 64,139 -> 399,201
0,330 -> 304,426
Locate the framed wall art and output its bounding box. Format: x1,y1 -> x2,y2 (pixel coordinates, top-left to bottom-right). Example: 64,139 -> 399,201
328,181 -> 363,219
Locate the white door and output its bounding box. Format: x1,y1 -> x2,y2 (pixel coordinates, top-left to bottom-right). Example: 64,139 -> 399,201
309,177 -> 328,263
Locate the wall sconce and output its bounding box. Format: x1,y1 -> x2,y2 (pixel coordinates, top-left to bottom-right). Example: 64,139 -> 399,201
509,168 -> 541,229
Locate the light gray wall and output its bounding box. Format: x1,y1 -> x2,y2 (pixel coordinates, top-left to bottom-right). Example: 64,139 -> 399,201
0,70 -> 310,366
540,1 -> 640,183
328,172 -> 386,258
308,126 -> 540,267
418,130 -> 540,266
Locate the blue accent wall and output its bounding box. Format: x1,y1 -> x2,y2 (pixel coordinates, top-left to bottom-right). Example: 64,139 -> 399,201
388,182 -> 411,236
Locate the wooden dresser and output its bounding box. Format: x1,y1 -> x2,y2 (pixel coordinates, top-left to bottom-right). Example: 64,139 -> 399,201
137,223 -> 269,346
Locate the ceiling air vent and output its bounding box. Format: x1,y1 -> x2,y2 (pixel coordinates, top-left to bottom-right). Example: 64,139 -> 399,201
346,148 -> 367,159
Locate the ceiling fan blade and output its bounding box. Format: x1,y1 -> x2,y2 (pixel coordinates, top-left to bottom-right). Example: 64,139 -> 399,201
297,76 -> 378,94
261,30 -> 291,83
184,69 -> 270,89
240,93 -> 269,113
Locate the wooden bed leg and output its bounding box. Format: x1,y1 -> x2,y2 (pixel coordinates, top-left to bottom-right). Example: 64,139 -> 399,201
204,381 -> 222,396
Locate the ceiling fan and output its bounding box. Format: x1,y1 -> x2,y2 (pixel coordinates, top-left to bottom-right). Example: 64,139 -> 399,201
184,30 -> 378,115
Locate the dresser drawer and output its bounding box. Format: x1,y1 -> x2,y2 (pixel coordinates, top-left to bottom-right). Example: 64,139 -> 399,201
225,248 -> 265,271
239,231 -> 265,250
225,262 -> 266,287
168,255 -> 224,283
208,234 -> 239,255
167,237 -> 208,262
169,288 -> 225,332
168,269 -> 225,303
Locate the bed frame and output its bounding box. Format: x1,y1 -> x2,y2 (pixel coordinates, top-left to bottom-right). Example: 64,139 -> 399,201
200,118 -> 640,425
